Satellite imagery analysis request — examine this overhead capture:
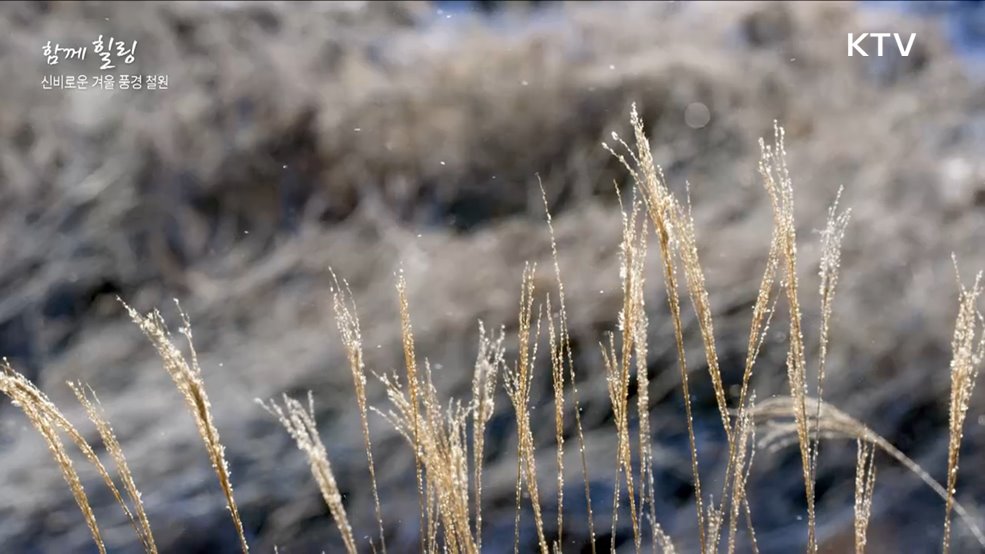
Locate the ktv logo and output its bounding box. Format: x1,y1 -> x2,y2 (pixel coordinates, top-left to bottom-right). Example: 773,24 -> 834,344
847,33 -> 917,57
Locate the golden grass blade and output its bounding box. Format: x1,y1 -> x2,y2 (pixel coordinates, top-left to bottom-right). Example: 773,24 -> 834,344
376,358 -> 477,551
853,439 -> 877,554
540,179 -> 597,554
69,382 -> 158,553
605,185 -> 649,552
330,271 -> 387,554
816,188 -> 851,412
627,202 -> 648,554
122,301 -> 249,553
36,409 -> 106,551
2,362 -> 166,553
504,264 -> 549,554
601,337 -> 624,551
726,395 -> 757,554
0,363 -> 106,554
716,200 -> 781,553
546,296 -> 566,547
258,393 -> 357,554
704,503 -> 724,554
424,360 -> 475,554
671,187 -> 760,554
395,270 -> 431,554
743,498 -> 760,554
810,187 -> 851,514
605,104 -> 706,551
668,188 -> 732,444
738,221 -> 781,448
758,122 -> 817,552
942,263 -> 985,553
601,334 -> 641,553
609,108 -> 796,553
630,106 -> 706,549
513,437 -> 524,554
625,191 -> 670,553
471,321 -> 505,551
46,396 -> 147,551
427,479 -> 441,554
751,395 -> 985,549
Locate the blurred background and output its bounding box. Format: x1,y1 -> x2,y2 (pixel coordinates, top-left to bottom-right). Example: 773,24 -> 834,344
2,1 -> 985,552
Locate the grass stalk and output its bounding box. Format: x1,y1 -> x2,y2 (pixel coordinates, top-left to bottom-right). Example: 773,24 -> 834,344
331,271 -> 388,554
123,301 -> 249,553
258,393 -> 357,554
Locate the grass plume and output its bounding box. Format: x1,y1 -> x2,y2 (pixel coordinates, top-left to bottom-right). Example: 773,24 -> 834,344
123,301 -> 249,553
546,295 -> 566,551
376,360 -> 477,552
809,187 -> 851,521
395,270 -> 431,553
69,381 -> 158,554
853,439 -> 877,554
1,362 -> 164,553
604,104 -> 708,552
752,395 -> 985,548
601,187 -> 650,552
470,321 -> 505,551
942,262 -> 985,553
541,179 -> 597,554
331,270 -> 388,554
758,122 -> 817,552
258,393 -> 357,554
726,394 -> 757,554
0,363 -> 106,554
503,263 -> 549,554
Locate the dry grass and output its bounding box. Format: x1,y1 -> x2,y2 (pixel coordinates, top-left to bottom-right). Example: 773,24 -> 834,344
0,363 -> 106,553
68,382 -> 158,554
726,393 -> 757,554
759,122 -> 818,552
470,321 -> 505,551
854,439 -> 877,554
752,395 -> 985,549
601,189 -> 646,552
546,296 -> 566,549
503,263 -> 548,554
541,180 -> 598,554
123,301 -> 250,553
0,361 -> 160,554
941,262 -> 985,553
331,271 -> 388,554
376,349 -> 477,553
2,106 -> 984,553
258,393 -> 357,554
604,107 -> 709,552
395,270 -> 431,553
